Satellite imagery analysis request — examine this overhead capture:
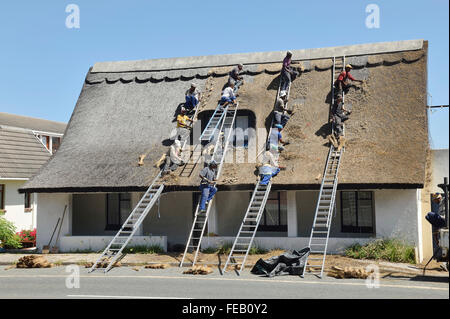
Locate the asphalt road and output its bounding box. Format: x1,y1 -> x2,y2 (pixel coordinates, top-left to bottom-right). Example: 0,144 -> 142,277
0,266 -> 448,299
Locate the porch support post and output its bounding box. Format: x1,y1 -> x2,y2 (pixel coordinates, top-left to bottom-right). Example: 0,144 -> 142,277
208,200 -> 218,235
287,191 -> 298,237
132,192 -> 144,236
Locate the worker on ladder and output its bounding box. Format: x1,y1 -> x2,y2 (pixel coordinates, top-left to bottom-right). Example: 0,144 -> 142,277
176,107 -> 194,146
185,83 -> 202,113
228,64 -> 244,88
280,51 -> 302,93
258,150 -> 285,185
268,124 -> 288,153
162,140 -> 185,175
220,81 -> 238,108
334,64 -> 364,97
198,160 -> 218,213
273,91 -> 293,127
329,94 -> 351,151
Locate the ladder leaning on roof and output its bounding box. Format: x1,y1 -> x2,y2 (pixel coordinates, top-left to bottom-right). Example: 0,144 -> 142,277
223,77 -> 290,275
301,56 -> 346,278
179,102 -> 239,267
89,171 -> 165,273
179,82 -> 241,177
222,181 -> 272,275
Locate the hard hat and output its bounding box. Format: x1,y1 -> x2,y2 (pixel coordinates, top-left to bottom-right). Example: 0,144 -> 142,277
345,64 -> 353,69
279,91 -> 287,98
191,83 -> 197,87
287,50 -> 292,56
180,106 -> 186,113
174,140 -> 181,147
238,63 -> 243,68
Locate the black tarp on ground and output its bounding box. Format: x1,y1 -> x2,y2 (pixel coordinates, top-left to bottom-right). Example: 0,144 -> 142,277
250,248 -> 310,277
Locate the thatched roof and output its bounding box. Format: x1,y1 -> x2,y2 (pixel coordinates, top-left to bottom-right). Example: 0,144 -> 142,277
19,40 -> 428,193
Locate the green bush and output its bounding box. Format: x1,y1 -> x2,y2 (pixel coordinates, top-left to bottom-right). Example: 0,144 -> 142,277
122,245 -> 164,254
0,217 -> 22,249
345,239 -> 416,264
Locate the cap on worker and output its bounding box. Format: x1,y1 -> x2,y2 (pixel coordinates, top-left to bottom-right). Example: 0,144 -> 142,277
345,64 -> 353,69
209,160 -> 217,167
432,193 -> 442,201
275,124 -> 283,129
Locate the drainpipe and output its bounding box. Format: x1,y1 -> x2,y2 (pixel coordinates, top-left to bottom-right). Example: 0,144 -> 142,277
438,177 -> 449,229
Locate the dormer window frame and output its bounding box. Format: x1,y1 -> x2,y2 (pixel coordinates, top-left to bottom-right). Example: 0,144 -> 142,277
32,130 -> 63,154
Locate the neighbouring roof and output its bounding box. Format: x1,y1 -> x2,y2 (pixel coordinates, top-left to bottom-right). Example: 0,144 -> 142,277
19,40 -> 429,193
0,112 -> 66,135
0,126 -> 52,179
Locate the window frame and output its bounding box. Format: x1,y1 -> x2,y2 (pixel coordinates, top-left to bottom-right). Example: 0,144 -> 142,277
105,193 -> 131,231
24,192 -> 32,211
0,184 -> 5,210
257,191 -> 287,232
340,191 -> 374,233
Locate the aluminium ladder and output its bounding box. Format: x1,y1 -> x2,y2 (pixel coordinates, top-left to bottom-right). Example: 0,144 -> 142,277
223,75 -> 289,275
301,146 -> 343,278
301,56 -> 346,278
181,82 -> 241,176
179,103 -> 239,267
222,181 -> 272,275
89,172 -> 164,273
199,81 -> 240,142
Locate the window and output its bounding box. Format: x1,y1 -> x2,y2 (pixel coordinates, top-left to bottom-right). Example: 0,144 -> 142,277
24,193 -> 31,210
258,191 -> 287,232
0,184 -> 4,210
233,116 -> 249,148
341,191 -> 374,233
52,137 -> 61,153
105,193 -> 131,230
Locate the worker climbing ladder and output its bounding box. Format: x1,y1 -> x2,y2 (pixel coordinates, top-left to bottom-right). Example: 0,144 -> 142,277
223,76 -> 291,275
89,172 -> 165,273
302,56 -> 346,278
179,103 -> 239,267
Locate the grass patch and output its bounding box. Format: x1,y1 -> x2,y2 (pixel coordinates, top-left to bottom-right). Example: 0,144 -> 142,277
248,246 -> 268,255
203,243 -> 268,255
122,245 -> 164,254
217,242 -> 233,255
345,239 -> 416,264
201,247 -> 219,254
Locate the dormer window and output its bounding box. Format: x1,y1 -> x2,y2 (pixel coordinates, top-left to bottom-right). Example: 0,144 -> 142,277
34,132 -> 62,154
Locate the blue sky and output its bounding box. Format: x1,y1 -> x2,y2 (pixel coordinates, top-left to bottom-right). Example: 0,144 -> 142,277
0,0 -> 448,148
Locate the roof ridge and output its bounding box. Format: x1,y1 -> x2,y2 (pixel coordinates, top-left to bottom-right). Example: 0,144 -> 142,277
92,39 -> 424,73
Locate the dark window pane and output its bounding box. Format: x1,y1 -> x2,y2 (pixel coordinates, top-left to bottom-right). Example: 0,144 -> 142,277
0,184 -> 4,209
264,200 -> 279,226
342,192 -> 357,227
52,137 -> 61,152
279,192 -> 287,225
107,194 -> 120,226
